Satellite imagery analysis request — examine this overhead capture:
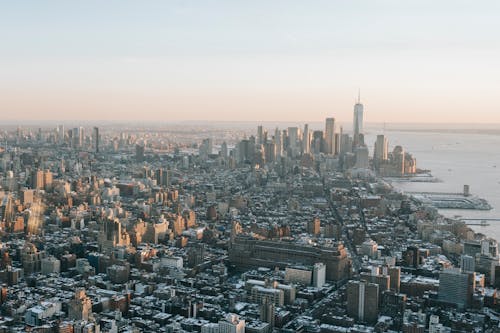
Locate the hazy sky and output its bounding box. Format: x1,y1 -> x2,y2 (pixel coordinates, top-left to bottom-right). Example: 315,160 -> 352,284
1,1 -> 500,123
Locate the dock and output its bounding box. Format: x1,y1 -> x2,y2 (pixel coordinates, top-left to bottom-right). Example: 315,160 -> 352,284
407,189 -> 492,210
463,221 -> 491,226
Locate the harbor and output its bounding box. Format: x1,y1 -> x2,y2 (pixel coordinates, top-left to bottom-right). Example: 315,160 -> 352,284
407,185 -> 492,210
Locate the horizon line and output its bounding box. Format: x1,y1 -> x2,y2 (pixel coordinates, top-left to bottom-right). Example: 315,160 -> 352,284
3,120 -> 500,126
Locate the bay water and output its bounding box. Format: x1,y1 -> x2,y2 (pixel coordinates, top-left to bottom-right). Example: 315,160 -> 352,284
365,126 -> 500,241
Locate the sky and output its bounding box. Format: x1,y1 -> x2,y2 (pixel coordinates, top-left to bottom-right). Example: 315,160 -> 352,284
1,0 -> 500,124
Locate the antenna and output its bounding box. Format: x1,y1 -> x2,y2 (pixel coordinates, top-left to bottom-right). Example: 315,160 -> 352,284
357,88 -> 361,104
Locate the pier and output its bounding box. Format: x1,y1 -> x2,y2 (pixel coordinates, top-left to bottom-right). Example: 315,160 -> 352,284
456,218 -> 500,226
460,218 -> 500,222
465,222 -> 490,226
407,191 -> 463,196
406,185 -> 492,211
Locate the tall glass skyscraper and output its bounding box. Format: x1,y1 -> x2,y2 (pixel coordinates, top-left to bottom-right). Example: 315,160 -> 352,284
325,118 -> 335,155
353,92 -> 364,147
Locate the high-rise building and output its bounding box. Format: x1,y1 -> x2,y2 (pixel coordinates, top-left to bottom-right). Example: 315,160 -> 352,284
460,255 -> 476,273
257,125 -> 264,145
340,133 -> 353,155
71,127 -> 84,149
312,131 -> 324,154
98,218 -> 131,253
392,146 -> 405,175
41,256 -> 61,275
68,289 -> 92,321
381,266 -> 401,292
221,142 -> 228,159
302,124 -> 310,154
43,170 -> 53,190
361,240 -> 378,258
71,128 -> 77,148
251,284 -> 284,307
353,92 -> 364,147
93,127 -> 100,153
325,118 -> 336,154
360,270 -> 390,300
57,125 -> 65,144
354,146 -> 369,169
374,135 -> 388,164
31,169 -> 44,190
307,217 -> 320,236
287,127 -> 299,157
237,138 -> 255,164
313,262 -> 326,288
199,138 -> 213,160
264,142 -> 276,163
260,297 -> 275,328
155,168 -> 164,186
274,128 -> 282,158
347,280 -> 379,324
334,133 -> 340,155
136,144 -> 145,162
438,268 -> 475,309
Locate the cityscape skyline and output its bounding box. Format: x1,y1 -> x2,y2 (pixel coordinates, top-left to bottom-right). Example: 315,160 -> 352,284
2,1 -> 500,123
1,2 -> 500,332
0,100 -> 498,331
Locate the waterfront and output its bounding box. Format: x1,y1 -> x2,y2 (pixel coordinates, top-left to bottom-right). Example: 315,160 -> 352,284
365,126 -> 500,241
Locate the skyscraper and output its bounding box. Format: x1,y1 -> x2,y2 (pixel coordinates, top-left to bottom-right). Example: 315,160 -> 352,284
260,297 -> 275,328
257,125 -> 264,145
287,127 -> 299,157
274,128 -> 282,158
460,255 -> 475,273
354,146 -> 369,169
264,142 -> 276,163
135,144 -> 145,162
221,141 -> 228,159
307,217 -> 320,236
68,289 -> 92,321
199,138 -> 213,160
438,268 -> 475,309
57,125 -> 65,144
31,169 -> 44,189
374,134 -> 388,163
71,127 -> 84,149
325,118 -> 335,155
312,131 -> 324,154
302,124 -> 310,154
78,127 -> 84,147
347,280 -> 379,324
155,168 -> 163,186
71,128 -> 79,148
340,133 -> 353,155
93,127 -> 100,153
353,91 -> 364,147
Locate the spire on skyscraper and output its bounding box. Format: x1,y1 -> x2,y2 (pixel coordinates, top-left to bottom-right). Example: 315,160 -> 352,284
353,89 -> 364,148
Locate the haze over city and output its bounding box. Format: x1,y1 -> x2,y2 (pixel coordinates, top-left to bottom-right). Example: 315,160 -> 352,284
2,0 -> 500,123
3,1 -> 500,333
